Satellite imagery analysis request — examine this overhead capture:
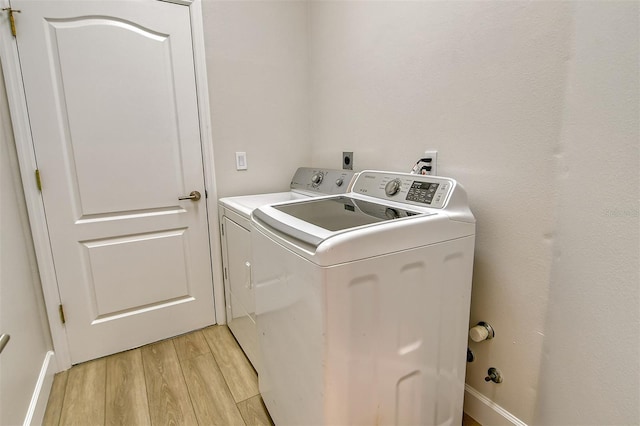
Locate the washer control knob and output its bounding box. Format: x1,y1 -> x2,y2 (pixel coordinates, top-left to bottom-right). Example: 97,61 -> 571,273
385,179 -> 402,196
335,178 -> 344,187
311,172 -> 324,186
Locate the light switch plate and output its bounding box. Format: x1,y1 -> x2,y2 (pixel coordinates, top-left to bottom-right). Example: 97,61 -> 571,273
235,152 -> 247,170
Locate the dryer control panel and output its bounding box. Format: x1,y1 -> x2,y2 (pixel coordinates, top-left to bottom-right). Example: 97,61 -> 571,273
290,167 -> 357,195
352,171 -> 455,209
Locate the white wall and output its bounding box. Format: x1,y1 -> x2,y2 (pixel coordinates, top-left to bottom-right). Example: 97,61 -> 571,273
203,0 -> 311,198
534,2 -> 639,424
307,1 -> 638,424
0,62 -> 53,426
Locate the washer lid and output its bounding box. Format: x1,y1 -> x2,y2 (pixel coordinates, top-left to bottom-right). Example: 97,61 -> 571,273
253,195 -> 429,247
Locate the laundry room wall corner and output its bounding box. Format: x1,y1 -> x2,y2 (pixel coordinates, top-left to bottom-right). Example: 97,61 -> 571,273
202,0 -> 312,199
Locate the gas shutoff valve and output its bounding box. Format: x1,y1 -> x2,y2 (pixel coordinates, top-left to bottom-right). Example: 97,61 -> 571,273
469,321 -> 495,342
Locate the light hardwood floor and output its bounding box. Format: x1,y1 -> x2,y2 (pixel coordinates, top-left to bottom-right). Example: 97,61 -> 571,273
43,324 -> 481,426
43,325 -> 272,426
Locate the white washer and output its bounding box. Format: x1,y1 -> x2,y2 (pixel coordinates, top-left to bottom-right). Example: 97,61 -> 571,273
251,170 -> 476,426
218,167 -> 357,368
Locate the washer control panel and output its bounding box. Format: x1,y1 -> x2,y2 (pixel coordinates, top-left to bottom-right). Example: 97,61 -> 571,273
290,167 -> 357,195
352,171 -> 454,209
406,181 -> 441,205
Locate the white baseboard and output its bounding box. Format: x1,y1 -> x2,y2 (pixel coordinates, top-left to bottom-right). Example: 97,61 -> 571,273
23,351 -> 56,426
464,384 -> 527,426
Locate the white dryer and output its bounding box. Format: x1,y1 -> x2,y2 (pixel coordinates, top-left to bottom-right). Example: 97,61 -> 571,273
251,170 -> 476,426
218,167 -> 356,368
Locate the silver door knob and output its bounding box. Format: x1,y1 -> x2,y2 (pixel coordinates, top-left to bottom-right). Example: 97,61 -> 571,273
179,191 -> 201,201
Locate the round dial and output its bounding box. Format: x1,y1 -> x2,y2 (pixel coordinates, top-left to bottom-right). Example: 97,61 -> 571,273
311,172 -> 324,186
385,179 -> 402,196
335,178 -> 344,187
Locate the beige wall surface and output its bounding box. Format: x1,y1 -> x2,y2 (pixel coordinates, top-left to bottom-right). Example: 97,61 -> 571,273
203,0 -> 311,198
534,2 -> 639,424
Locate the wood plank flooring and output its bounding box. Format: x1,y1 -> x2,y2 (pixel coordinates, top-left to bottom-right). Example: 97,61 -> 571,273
43,324 -> 481,426
43,325 -> 272,426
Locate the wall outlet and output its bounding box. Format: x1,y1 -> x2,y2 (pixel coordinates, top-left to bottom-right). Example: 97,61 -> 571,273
343,152 -> 353,170
422,150 -> 438,176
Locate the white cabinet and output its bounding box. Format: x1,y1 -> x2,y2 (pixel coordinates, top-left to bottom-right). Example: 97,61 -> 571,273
220,211 -> 259,368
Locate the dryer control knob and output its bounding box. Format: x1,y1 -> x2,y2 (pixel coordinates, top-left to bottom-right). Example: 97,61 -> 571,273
385,179 -> 402,196
311,172 -> 324,186
335,178 -> 344,187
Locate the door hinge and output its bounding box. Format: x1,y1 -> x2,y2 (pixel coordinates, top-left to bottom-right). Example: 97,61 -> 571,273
58,304 -> 66,324
2,8 -> 21,37
221,223 -> 224,236
205,189 -> 208,199
35,169 -> 42,191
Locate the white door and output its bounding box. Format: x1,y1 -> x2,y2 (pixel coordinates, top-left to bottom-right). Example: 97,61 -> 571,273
12,0 -> 215,364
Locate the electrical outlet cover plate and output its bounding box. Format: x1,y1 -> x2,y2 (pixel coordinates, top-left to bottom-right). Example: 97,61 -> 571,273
423,150 -> 437,176
343,152 -> 353,170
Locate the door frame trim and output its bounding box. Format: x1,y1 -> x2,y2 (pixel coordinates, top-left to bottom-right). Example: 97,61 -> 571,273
0,0 -> 225,371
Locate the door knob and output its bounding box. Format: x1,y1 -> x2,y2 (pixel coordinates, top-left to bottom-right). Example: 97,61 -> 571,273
0,334 -> 10,354
179,191 -> 201,201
